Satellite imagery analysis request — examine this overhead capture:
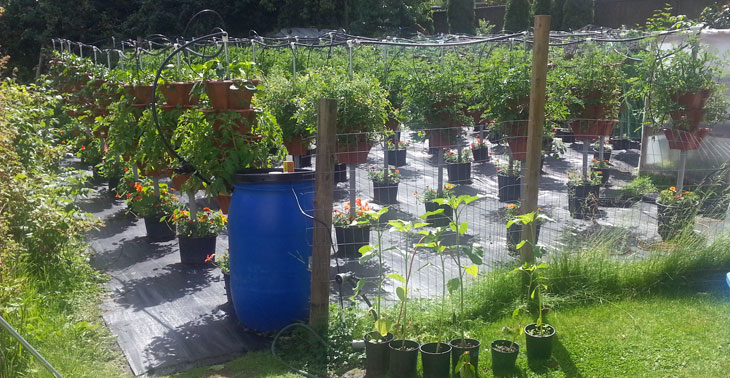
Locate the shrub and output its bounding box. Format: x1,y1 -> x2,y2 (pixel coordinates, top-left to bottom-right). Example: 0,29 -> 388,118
504,0 -> 531,31
533,0 -> 551,16
448,0 -> 476,34
550,0 -> 566,29
561,0 -> 594,30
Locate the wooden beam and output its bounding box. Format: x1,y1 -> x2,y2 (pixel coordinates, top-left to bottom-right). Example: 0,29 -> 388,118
521,15 -> 551,264
309,98 -> 337,333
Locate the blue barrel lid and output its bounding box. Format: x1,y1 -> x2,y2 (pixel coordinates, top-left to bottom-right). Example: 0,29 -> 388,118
233,168 -> 314,184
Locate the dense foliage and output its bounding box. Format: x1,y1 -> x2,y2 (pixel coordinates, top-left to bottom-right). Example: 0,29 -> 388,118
448,0 -> 476,34
503,0 -> 531,31
561,0 -> 594,30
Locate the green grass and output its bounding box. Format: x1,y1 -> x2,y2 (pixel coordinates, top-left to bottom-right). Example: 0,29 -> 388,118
170,351 -> 305,378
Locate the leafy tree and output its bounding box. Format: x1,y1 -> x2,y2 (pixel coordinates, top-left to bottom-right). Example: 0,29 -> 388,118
561,0 -> 594,30
533,0 -> 551,15
448,0 -> 476,34
504,0 -> 531,31
551,0 -> 566,30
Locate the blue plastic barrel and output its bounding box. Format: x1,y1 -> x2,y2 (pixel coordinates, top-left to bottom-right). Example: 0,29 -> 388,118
229,169 -> 314,331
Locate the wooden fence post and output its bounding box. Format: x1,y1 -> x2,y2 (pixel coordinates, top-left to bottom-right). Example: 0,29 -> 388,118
309,98 -> 337,333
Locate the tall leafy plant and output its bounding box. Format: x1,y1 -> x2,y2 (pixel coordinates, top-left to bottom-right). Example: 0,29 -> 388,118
503,0 -> 531,31
561,0 -> 593,30
448,0 -> 476,34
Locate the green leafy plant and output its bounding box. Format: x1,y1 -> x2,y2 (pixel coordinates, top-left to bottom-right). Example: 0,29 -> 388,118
258,69 -> 310,144
591,158 -> 610,169
124,181 -> 179,218
455,351 -> 477,378
495,158 -> 521,177
386,139 -> 409,150
619,175 -> 657,200
368,166 -> 401,184
332,198 -> 375,227
415,184 -> 455,202
503,0 -> 530,31
207,250 -> 230,274
471,138 -> 487,150
168,207 -> 227,238
567,170 -> 601,186
444,149 -> 473,163
658,186 -> 699,207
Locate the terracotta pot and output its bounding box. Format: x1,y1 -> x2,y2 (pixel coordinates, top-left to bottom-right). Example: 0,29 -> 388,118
125,85 -> 155,105
427,128 -> 459,149
203,109 -> 256,135
662,128 -> 710,151
284,136 -> 310,155
216,193 -> 233,214
506,136 -> 528,161
669,89 -> 711,129
336,133 -> 373,165
227,79 -> 259,109
569,119 -> 617,141
160,82 -> 198,106
171,173 -> 191,191
205,80 -> 233,110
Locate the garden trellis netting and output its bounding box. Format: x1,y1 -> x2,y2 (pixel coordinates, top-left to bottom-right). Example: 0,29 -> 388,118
47,21 -> 730,313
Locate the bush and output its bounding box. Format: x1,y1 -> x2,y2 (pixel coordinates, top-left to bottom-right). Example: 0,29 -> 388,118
504,0 -> 531,31
448,0 -> 476,34
533,0 -> 551,15
550,0 -> 566,29
561,0 -> 594,30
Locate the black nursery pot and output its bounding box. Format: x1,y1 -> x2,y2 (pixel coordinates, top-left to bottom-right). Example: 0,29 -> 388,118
472,147 -> 489,163
590,167 -> 611,186
372,181 -> 399,204
424,201 -> 453,227
490,340 -> 520,372
334,225 -> 370,257
334,163 -> 347,183
498,174 -> 521,202
656,200 -> 697,241
108,175 -> 121,196
449,338 -> 480,375
611,138 -> 631,150
420,342 -> 451,378
223,273 -> 232,304
568,184 -> 600,219
447,162 -> 472,184
592,149 -> 612,162
143,216 -> 175,241
364,332 -> 394,377
556,128 -> 575,143
388,339 -> 419,378
386,148 -> 407,167
524,323 -> 556,360
178,235 -> 217,264
507,223 -> 541,253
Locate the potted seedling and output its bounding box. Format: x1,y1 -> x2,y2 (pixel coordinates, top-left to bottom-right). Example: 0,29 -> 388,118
356,207 -> 396,377
169,207 -> 227,264
656,186 -> 699,240
368,166 -> 401,205
332,199 -> 374,257
471,138 -> 489,163
490,321 -> 522,372
416,184 -> 455,227
386,139 -> 408,167
590,159 -> 611,186
567,170 -> 602,219
125,181 -> 179,241
496,159 -> 521,203
444,149 -> 473,185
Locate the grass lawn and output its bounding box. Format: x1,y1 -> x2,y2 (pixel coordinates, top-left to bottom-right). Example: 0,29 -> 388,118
172,285 -> 730,378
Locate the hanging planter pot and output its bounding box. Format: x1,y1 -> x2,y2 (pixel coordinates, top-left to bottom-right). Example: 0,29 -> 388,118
427,127 -> 459,149
205,80 -> 233,110
656,200 -> 698,241
590,167 -> 611,186
136,162 -> 172,178
386,148 -> 407,167
524,323 -> 556,360
216,193 -> 233,214
178,235 -> 217,264
171,173 -> 191,191
385,115 -> 400,131
472,147 -> 489,163
490,340 -> 520,372
420,342 -> 451,378
334,225 -> 370,257
669,89 -> 711,130
424,201 -> 453,227
364,332 -> 394,377
503,122 -> 528,161
498,174 -> 521,202
143,216 -> 175,241
568,184 -> 600,219
372,181 -> 399,204
388,339 -> 419,378
662,128 -> 710,151
569,119 -> 617,141
227,80 -> 258,110
204,109 -> 256,136
335,137 -> 373,165
447,162 -> 472,184
160,82 -> 198,107
449,338 -> 480,374
334,163 -> 348,183
284,136 -> 310,156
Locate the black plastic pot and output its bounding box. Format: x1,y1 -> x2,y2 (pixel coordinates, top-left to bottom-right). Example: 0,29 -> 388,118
424,201 -> 453,227
507,223 -> 541,253
364,332 -> 394,377
143,216 -> 175,241
590,167 -> 611,186
592,149 -> 612,162
223,273 -> 232,304
178,235 -> 217,264
388,131 -> 401,145
108,175 -> 121,196
449,338 -> 480,375
568,184 -> 600,219
334,163 -> 347,183
498,174 -> 521,202
388,339 -> 419,378
490,340 -> 520,372
447,162 -> 472,184
472,147 -> 489,163
420,342 -> 451,378
297,151 -> 312,168
372,181 -> 398,204
556,128 -> 575,143
524,323 -> 556,360
611,138 -> 631,150
699,197 -> 730,220
334,225 -> 370,257
657,200 -> 697,240
386,148 -> 407,167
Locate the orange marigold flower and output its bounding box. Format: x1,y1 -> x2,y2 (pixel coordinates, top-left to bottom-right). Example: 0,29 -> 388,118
669,186 -> 676,191
203,207 -> 211,211
205,254 -> 215,263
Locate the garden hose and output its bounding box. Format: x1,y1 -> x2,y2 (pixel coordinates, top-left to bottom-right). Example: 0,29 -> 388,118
271,322 -> 328,378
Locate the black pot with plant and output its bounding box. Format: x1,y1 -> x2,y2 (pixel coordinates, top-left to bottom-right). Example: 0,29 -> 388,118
388,339 -> 419,377
178,235 -> 217,264
445,149 -> 473,185
524,323 -> 556,360
369,167 -> 401,205
491,340 -> 520,372
420,342 -> 451,378
449,338 -> 480,374
334,163 -> 347,183
364,332 -> 394,376
144,216 -> 175,241
386,149 -> 407,167
334,225 -> 370,257
424,201 -> 453,227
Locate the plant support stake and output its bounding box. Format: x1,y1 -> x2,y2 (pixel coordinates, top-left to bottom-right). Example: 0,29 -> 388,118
0,315 -> 64,378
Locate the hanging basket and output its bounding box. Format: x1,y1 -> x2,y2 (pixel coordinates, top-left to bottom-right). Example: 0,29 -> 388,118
336,134 -> 373,165
569,119 -> 617,141
284,136 -> 310,156
123,85 -> 155,105
669,89 -> 711,130
216,193 -> 233,214
205,80 -> 234,110
427,128 -> 459,149
136,162 -> 172,177
228,80 -> 259,109
662,128 -> 710,151
160,82 -> 199,107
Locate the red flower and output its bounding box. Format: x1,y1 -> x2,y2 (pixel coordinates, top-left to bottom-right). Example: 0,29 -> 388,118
205,254 -> 215,263
80,145 -> 86,151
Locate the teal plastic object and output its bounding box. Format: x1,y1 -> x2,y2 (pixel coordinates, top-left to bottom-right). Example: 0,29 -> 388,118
726,272 -> 730,294
228,169 -> 314,332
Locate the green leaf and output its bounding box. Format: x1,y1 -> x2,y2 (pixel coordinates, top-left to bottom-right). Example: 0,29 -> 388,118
464,244 -> 484,265
516,240 -> 527,250
512,308 -> 521,319
359,245 -> 375,255
447,278 -> 460,294
388,273 -> 406,283
531,288 -> 537,299
506,219 -> 516,229
464,264 -> 478,277
458,221 -> 469,235
421,209 -> 444,218
350,279 -> 367,300
396,286 -> 408,301
374,318 -> 391,337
